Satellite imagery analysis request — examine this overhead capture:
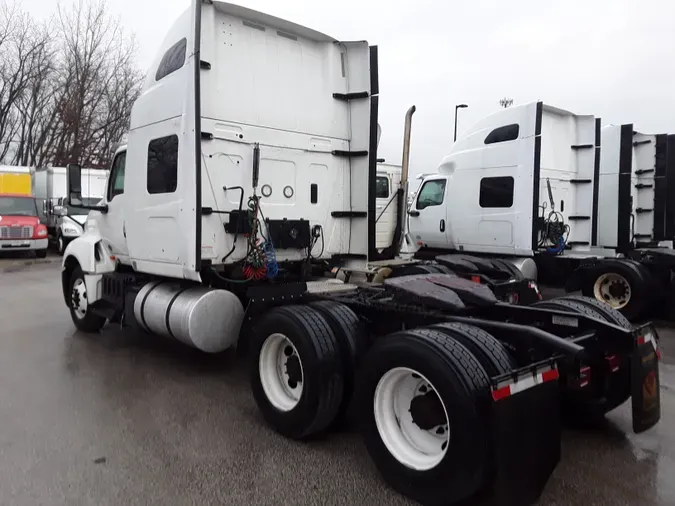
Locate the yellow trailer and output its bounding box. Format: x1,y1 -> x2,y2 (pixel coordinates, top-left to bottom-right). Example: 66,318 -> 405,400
0,166 -> 32,196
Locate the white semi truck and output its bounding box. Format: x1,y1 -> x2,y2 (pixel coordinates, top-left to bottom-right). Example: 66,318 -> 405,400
34,167 -> 108,254
375,162 -> 402,250
407,102 -> 675,321
60,3 -> 661,505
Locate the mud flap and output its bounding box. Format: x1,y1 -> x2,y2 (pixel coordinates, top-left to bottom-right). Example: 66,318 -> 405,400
631,325 -> 661,433
490,373 -> 561,506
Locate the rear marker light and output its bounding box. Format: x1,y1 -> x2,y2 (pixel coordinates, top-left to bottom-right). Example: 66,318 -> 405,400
638,331 -> 660,359
606,355 -> 620,373
491,367 -> 559,401
578,366 -> 591,388
471,275 -> 481,284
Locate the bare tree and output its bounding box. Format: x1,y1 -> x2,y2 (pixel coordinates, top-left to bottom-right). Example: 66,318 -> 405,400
10,20 -> 58,166
50,0 -> 143,168
0,0 -> 53,162
0,0 -> 143,168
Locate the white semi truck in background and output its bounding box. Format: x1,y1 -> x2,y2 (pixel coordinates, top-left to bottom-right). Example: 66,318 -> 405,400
34,167 -> 108,254
407,102 -> 675,321
58,2 -> 661,505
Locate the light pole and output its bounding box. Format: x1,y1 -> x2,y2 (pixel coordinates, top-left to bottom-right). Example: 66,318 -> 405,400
454,104 -> 468,142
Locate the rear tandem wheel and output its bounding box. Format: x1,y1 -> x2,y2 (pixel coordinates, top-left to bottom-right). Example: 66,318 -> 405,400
533,296 -> 632,424
357,328 -> 491,505
249,305 -> 345,439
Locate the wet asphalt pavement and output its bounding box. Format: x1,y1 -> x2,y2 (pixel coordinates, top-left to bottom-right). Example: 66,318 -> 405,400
1,263 -> 675,506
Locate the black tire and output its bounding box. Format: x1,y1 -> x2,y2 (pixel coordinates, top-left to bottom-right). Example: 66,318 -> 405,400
249,305 -> 345,440
68,265 -> 106,332
390,264 -> 440,277
433,264 -> 456,275
36,249 -> 48,259
308,301 -> 368,423
357,328 -> 490,505
533,297 -> 632,421
557,295 -> 632,329
56,233 -> 66,255
428,322 -> 517,376
580,263 -> 649,320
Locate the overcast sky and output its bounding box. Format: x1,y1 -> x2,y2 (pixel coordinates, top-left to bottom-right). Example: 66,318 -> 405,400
20,0 -> 675,177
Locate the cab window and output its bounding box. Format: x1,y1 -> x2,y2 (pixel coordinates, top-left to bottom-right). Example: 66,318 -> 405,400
416,179 -> 446,209
376,176 -> 389,199
108,152 -> 126,201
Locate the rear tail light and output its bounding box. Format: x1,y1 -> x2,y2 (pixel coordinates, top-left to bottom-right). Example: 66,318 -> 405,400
606,355 -> 620,373
571,366 -> 591,388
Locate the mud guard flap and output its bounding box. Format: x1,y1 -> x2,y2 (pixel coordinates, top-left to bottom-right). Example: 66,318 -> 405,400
631,328 -> 661,433
490,377 -> 561,506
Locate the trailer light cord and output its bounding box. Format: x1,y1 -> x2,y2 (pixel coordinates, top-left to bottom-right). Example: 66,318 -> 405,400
243,194 -> 268,280
220,186 -> 245,264
308,224 -> 324,260
538,179 -> 569,255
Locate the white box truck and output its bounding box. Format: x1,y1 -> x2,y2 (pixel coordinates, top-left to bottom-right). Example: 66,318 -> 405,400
34,167 -> 108,254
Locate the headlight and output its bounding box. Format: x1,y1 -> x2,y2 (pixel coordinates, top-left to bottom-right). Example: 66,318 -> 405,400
62,225 -> 80,235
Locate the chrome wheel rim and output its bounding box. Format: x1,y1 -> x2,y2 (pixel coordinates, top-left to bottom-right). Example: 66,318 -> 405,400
71,278 -> 88,319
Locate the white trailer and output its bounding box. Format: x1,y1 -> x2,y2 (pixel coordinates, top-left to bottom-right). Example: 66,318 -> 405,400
58,3 -> 661,505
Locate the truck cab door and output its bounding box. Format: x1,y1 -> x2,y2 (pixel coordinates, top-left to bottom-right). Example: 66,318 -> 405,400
98,151 -> 129,261
408,176 -> 449,248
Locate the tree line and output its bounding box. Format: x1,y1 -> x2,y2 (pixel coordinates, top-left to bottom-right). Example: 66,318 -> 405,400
0,0 -> 143,169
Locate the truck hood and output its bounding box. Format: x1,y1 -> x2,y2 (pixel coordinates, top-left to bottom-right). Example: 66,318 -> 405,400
0,215 -> 39,226
66,215 -> 88,226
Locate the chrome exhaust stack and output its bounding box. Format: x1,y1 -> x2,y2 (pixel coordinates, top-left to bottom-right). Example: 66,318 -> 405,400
397,105 -> 416,255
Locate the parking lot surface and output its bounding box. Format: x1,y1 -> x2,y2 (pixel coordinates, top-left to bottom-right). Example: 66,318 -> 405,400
1,262 -> 674,505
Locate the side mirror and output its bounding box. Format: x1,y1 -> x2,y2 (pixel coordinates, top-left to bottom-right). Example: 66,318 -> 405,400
54,205 -> 67,217
67,163 -> 82,206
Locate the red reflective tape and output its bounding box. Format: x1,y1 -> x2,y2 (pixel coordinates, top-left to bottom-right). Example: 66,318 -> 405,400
541,369 -> 559,382
491,385 -> 511,401
656,348 -> 662,360
638,336 -> 646,345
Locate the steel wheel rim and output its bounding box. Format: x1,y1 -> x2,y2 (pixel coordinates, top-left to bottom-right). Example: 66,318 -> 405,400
71,278 -> 88,319
374,367 -> 450,471
259,333 -> 304,412
593,273 -> 631,309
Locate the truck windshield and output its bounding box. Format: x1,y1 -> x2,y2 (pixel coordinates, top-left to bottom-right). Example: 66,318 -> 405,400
0,196 -> 37,216
65,198 -> 100,215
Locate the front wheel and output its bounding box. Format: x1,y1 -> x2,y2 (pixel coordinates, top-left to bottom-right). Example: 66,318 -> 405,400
68,266 -> 106,332
57,234 -> 66,255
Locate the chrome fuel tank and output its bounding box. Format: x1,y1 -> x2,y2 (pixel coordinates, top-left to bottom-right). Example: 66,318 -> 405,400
504,257 -> 538,280
133,281 -> 244,353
